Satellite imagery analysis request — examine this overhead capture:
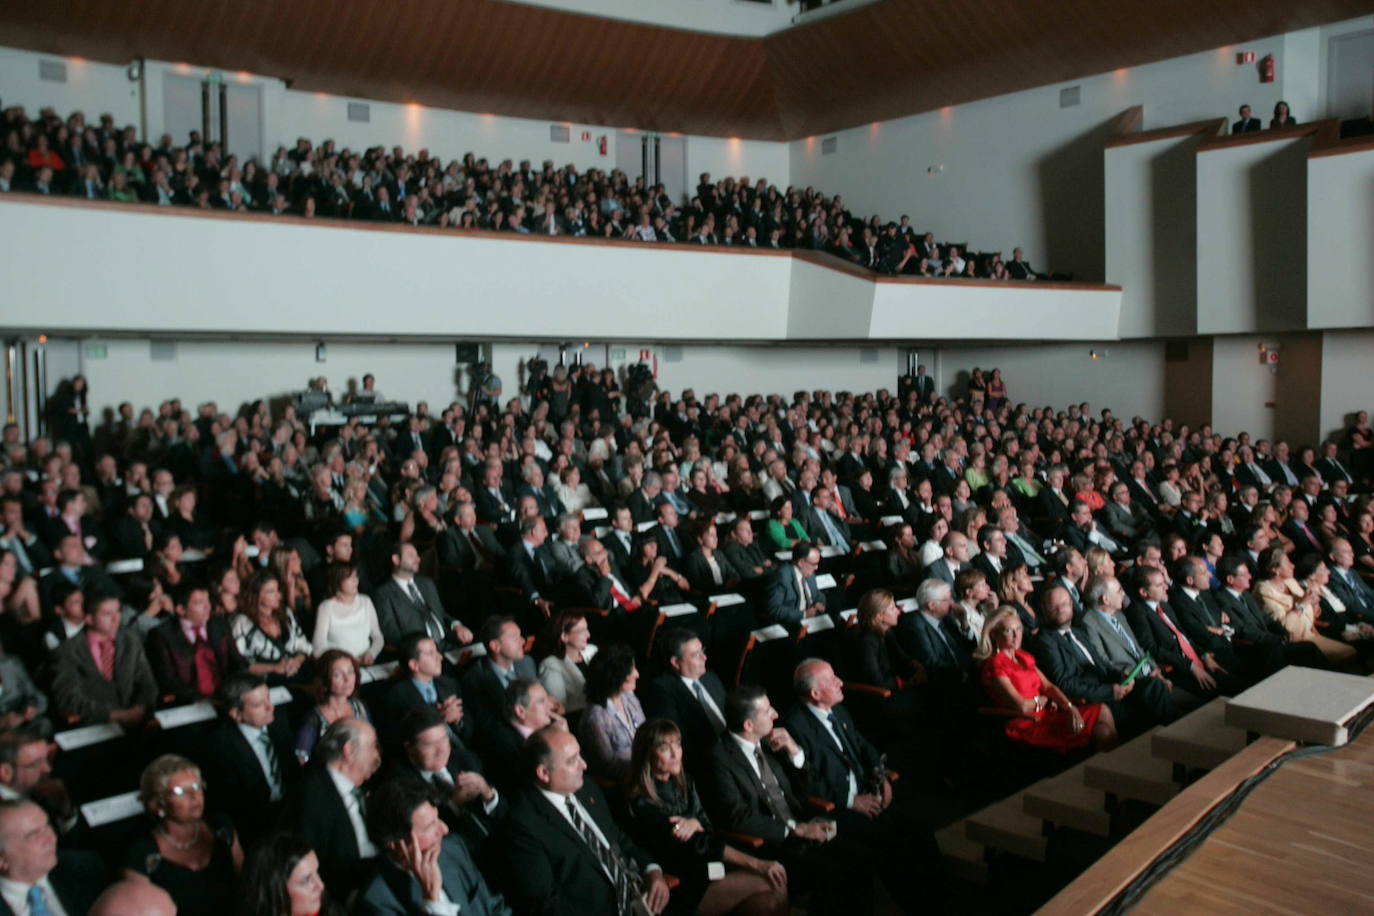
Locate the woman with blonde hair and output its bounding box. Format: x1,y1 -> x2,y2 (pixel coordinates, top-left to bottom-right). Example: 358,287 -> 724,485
977,607 -> 1117,752
125,754 -> 242,915
1254,546 -> 1357,669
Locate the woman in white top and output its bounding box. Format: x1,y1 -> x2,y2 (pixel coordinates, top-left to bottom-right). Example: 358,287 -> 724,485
311,562 -> 383,665
553,465 -> 599,514
918,515 -> 950,569
538,609 -> 598,718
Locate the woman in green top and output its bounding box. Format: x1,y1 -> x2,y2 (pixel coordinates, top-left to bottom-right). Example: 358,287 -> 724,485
1011,459 -> 1041,500
107,170 -> 138,203
765,495 -> 808,551
964,447 -> 991,493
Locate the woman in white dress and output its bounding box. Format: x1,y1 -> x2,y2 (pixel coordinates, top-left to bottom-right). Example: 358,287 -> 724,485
311,563 -> 383,665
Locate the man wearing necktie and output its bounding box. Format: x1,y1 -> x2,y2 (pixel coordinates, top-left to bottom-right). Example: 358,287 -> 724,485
806,488 -> 851,554
1327,539 -> 1374,628
1081,576 -> 1201,715
391,706 -> 503,855
653,504 -> 687,571
0,800 -> 106,916
764,543 -> 826,628
499,728 -> 669,915
1032,585 -> 1177,737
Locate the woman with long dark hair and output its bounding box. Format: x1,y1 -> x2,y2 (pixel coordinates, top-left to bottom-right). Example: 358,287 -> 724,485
236,832 -> 338,916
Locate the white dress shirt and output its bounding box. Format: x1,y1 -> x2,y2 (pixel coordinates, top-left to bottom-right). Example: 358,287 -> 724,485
806,704 -> 858,805
327,765 -> 378,858
0,876 -> 68,916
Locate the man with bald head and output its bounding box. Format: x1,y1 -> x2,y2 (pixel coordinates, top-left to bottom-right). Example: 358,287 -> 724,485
497,728 -> 669,915
89,879 -> 177,916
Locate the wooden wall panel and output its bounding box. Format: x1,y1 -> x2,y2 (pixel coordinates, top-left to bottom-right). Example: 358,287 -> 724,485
0,0 -> 1368,141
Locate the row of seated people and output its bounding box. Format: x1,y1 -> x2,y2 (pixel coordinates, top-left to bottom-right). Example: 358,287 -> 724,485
0,103 -> 1049,279
2,371 -> 1374,911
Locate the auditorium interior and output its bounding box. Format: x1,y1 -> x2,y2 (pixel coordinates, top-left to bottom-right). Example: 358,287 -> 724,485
1,0 -> 1374,913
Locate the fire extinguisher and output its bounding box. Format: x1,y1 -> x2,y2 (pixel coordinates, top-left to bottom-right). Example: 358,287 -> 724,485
1259,55 -> 1275,84
597,136 -> 607,156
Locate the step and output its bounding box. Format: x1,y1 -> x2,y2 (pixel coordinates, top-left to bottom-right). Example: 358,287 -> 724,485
935,823 -> 988,885
1083,732 -> 1180,807
963,793 -> 1048,862
1021,764 -> 1111,837
1151,696 -> 1248,771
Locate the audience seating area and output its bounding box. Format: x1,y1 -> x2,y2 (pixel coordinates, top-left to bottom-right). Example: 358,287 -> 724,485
0,362 -> 1372,914
0,103 -> 1053,280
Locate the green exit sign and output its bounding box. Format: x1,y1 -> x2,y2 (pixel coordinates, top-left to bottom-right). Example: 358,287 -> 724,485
609,348 -> 626,362
83,344 -> 108,359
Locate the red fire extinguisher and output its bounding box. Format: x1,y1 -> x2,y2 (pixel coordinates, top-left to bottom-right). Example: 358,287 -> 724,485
597,136 -> 607,156
1259,55 -> 1275,84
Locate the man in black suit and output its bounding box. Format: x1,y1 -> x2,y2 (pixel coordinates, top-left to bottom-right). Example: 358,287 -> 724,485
1006,247 -> 1040,280
1034,466 -> 1073,535
641,629 -> 728,778
374,541 -> 474,650
1127,567 -> 1236,696
380,634 -> 471,752
783,659 -> 941,914
199,672 -> 295,843
625,472 -> 662,526
361,779 -> 512,915
0,800 -> 106,916
146,583 -> 245,703
704,684 -> 873,914
719,517 -> 776,585
652,502 -> 689,571
504,516 -> 558,620
281,717 -> 383,903
911,364 -> 936,404
1168,557 -> 1272,685
474,462 -> 517,529
602,506 -> 638,575
896,578 -> 972,689
1211,556 -> 1328,670
0,496 -> 52,580
460,616 -> 539,737
1032,585 -> 1176,737
1233,104 -> 1262,134
37,536 -> 121,613
764,542 -> 826,628
1326,539 -> 1374,633
496,727 -> 670,916
436,501 -> 507,607
106,491 -> 160,560
385,706 -> 504,857
1315,441 -> 1355,486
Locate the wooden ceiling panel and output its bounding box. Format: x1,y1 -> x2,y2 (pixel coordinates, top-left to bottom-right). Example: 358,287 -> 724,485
0,0 -> 1368,141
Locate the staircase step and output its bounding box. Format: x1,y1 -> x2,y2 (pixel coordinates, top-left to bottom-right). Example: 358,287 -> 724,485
963,793 -> 1048,862
1083,732 -> 1180,806
1151,696 -> 1248,771
1022,764 -> 1111,837
936,823 -> 988,885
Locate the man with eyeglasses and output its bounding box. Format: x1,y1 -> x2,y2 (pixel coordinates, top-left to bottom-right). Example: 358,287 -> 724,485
765,542 -> 826,628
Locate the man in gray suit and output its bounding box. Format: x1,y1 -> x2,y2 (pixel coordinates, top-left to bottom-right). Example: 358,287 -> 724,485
547,514 -> 585,577
362,779 -> 511,915
375,542 -> 473,650
764,542 -> 826,627
51,592 -> 157,726
1099,482 -> 1150,546
925,531 -> 970,585
1080,575 -> 1196,715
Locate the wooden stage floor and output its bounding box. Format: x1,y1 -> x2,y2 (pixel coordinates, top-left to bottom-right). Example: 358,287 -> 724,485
1130,723 -> 1374,914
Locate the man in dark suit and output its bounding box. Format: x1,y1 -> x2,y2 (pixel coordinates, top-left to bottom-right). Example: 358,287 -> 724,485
1168,557 -> 1273,684
783,659 -> 941,914
1315,442 -> 1355,486
1127,567 -> 1238,696
1326,539 -> 1374,632
719,517 -> 776,585
1032,585 -> 1176,737
683,521 -> 744,594
911,365 -> 936,404
601,507 -> 638,575
438,502 -> 507,578
474,462 -> 517,529
383,706 -> 505,860
1007,247 -> 1039,280
0,800 -> 106,916
281,717 -> 383,903
1034,467 -> 1073,535
641,629 -> 728,778
37,536 -> 121,613
704,684 -> 873,914
896,578 -> 974,691
199,672 -> 295,843
0,496 -> 53,581
146,583 -> 245,703
380,634 -> 471,753
925,530 -> 971,585
106,491 -> 160,560
764,542 -> 826,628
802,486 -> 852,552
374,541 -> 473,650
516,465 -> 565,525
1280,499 -> 1325,559
652,503 -> 689,571
1233,104 -> 1262,134
504,516 -> 558,620
1211,556 -> 1328,670
361,779 -> 511,915
460,616 -> 539,737
41,490 -> 105,561
496,727 -> 670,916
625,473 -> 662,526
50,591 -> 157,726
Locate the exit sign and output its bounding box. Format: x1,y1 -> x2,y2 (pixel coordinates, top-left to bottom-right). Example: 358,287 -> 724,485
610,348 -> 626,362
83,343 -> 108,359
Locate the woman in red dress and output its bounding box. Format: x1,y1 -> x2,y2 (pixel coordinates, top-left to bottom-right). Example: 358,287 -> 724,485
976,607 -> 1118,752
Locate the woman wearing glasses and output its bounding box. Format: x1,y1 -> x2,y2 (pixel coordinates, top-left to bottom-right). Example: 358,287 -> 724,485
124,754 -> 243,916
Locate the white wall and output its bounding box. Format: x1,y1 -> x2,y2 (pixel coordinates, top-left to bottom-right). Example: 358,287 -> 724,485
1195,136 -> 1309,335
0,47 -> 140,127
788,36 -> 1293,283
931,340 -> 1168,421
1209,335 -> 1279,440
1319,330 -> 1374,441
1105,133 -> 1206,338
684,136 -> 790,192
0,197 -> 1123,343
1308,147 -> 1374,329
493,0 -> 793,37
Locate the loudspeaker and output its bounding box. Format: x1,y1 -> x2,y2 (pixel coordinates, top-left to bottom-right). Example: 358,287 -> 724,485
455,343 -> 481,363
